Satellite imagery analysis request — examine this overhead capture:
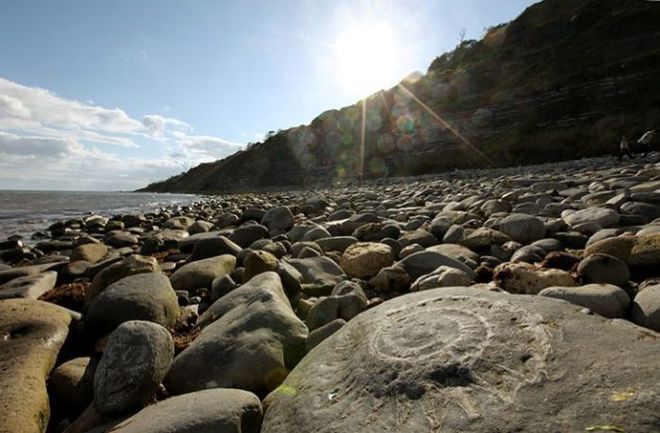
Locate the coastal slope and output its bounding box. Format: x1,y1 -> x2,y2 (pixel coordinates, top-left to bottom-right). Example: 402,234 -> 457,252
141,0 -> 660,193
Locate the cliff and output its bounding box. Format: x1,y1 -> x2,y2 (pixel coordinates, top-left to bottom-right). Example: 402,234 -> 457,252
141,0 -> 660,193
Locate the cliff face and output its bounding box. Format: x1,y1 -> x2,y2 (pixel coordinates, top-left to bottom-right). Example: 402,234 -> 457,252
142,0 -> 660,193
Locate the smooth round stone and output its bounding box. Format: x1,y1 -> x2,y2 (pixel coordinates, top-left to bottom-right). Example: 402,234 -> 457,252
531,238 -> 563,252
631,284 -> 660,332
50,357 -> 97,416
262,288 -> 660,433
228,224 -> 269,248
577,254 -> 630,287
85,272 -> 180,336
169,254 -> 236,292
166,272 -> 307,395
493,262 -> 576,294
86,255 -> 160,304
339,242 -> 393,279
0,299 -> 72,433
107,388 -> 263,433
94,320 -> 174,414
395,251 -> 475,281
510,245 -> 546,263
538,284 -> 630,318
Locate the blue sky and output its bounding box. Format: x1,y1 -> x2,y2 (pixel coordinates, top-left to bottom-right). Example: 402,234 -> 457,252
0,0 -> 536,190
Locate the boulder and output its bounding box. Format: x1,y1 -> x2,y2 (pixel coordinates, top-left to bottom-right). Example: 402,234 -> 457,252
106,388 -> 262,433
411,266 -> 473,291
538,284 -> 630,318
104,231 -> 139,248
584,233 -> 660,267
0,299 -> 71,433
70,243 -> 108,263
426,244 -> 479,268
85,272 -> 179,336
339,242 -> 393,279
631,284 -> 660,331
166,272 -> 308,394
369,266 -> 411,293
577,254 -> 630,287
86,255 -> 160,304
169,255 -> 236,292
190,236 -> 242,261
164,216 -> 195,230
261,287 -> 660,433
50,357 -> 97,416
262,206 -> 295,236
305,319 -> 346,352
243,250 -> 279,283
394,251 -> 476,281
229,224 -> 269,248
188,220 -> 214,235
0,262 -> 64,285
0,271 -> 57,300
498,214 -> 546,244
315,236 -> 358,254
494,262 -> 577,294
306,282 -> 368,331
94,321 -> 174,414
286,256 -> 347,296
563,207 -> 620,233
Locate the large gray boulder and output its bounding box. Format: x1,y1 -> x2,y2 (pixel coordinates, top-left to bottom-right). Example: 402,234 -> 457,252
538,284 -> 630,318
108,388 -> 262,433
0,299 -> 71,433
0,271 -> 57,300
165,272 -> 308,395
94,320 -> 174,414
169,255 -> 236,292
498,213 -> 546,244
286,256 -> 347,296
262,288 -> 660,433
85,272 -> 179,336
631,284 -> 660,332
86,255 -> 160,304
394,251 -> 476,281
261,206 -> 295,236
50,357 -> 97,417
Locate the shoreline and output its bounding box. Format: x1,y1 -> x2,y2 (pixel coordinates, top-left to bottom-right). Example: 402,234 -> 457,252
1,152 -> 659,432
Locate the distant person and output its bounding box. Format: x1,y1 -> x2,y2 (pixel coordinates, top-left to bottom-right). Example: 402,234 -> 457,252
637,129 -> 657,156
618,135 -> 633,161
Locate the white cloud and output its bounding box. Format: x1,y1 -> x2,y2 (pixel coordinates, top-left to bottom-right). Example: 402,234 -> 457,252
0,77 -> 242,190
179,135 -> 242,160
142,114 -> 191,137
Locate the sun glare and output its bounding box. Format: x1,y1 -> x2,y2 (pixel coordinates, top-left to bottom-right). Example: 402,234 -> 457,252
334,23 -> 400,95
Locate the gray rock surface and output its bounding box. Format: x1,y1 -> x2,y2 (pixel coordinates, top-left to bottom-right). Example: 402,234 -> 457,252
0,271 -> 57,299
85,272 -> 179,336
538,284 -> 631,318
166,272 -> 308,394
0,299 -> 71,433
170,254 -> 236,292
107,388 -> 263,433
94,320 -> 174,414
631,284 -> 660,331
262,287 -> 660,433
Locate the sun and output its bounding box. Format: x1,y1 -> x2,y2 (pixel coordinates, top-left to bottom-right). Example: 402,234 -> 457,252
334,23 -> 400,95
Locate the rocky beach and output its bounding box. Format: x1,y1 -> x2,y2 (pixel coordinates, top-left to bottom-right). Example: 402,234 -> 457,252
0,153 -> 659,432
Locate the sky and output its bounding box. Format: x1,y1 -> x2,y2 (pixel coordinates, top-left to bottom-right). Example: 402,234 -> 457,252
0,0 -> 537,191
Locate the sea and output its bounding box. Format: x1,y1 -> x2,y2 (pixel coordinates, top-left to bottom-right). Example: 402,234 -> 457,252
0,190 -> 202,241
